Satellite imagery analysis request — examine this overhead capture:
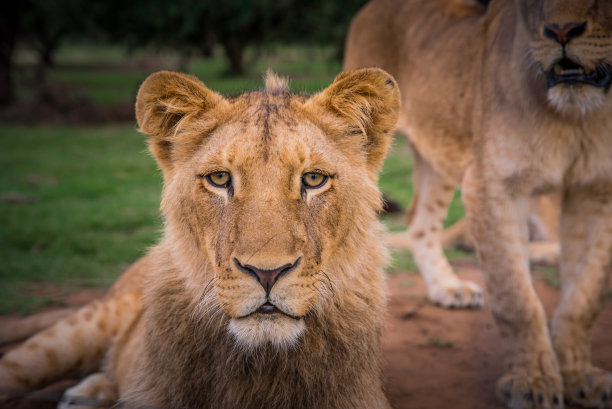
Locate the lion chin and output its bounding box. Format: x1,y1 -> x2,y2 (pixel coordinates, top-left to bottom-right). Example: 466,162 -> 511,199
228,315 -> 306,350
547,84 -> 607,117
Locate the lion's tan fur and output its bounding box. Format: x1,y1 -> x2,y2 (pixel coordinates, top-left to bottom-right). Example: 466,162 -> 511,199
0,69 -> 400,409
345,0 -> 612,408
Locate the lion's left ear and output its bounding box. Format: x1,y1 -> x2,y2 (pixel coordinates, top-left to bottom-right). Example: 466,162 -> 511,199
135,71 -> 229,173
306,68 -> 400,172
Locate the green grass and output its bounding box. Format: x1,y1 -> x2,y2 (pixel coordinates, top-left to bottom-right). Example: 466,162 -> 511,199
532,264 -> 561,289
425,337 -> 455,349
0,125 -> 162,313
48,70 -> 148,106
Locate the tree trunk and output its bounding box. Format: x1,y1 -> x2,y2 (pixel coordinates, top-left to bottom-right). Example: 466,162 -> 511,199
222,39 -> 244,75
33,18 -> 65,86
34,38 -> 60,86
41,44 -> 55,67
0,48 -> 15,106
0,3 -> 20,106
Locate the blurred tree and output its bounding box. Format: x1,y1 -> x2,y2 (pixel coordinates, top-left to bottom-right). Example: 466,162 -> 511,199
102,0 -> 297,75
100,0 -> 367,74
99,0 -> 215,71
289,0 -> 368,59
2,0 -> 370,106
20,0 -> 95,84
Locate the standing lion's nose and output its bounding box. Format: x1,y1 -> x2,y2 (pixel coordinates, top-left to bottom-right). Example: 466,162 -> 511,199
234,257 -> 301,295
543,22 -> 586,45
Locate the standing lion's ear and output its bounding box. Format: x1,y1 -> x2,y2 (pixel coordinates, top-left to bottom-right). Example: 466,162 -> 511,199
135,71 -> 229,172
306,68 -> 400,172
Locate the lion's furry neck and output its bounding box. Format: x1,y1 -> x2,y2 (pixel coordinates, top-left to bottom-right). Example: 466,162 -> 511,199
123,269 -> 386,409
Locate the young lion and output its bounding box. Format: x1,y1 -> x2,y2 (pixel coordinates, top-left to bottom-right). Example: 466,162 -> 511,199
345,0 -> 612,408
0,68 -> 399,409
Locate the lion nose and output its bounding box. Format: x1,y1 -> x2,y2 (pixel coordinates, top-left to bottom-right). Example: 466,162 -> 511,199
234,257 -> 301,295
543,22 -> 586,45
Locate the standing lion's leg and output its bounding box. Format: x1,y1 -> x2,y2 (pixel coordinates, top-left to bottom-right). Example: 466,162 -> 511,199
388,146 -> 482,308
462,164 -> 563,409
551,188 -> 612,409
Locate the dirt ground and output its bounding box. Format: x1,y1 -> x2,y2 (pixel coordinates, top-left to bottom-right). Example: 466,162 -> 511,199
1,262 -> 611,409
384,264 -> 612,409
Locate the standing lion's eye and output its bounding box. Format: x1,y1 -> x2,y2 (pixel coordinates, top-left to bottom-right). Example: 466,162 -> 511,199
302,172 -> 328,189
206,171 -> 231,188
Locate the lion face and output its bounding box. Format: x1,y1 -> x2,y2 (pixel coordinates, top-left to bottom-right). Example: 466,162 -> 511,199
517,0 -> 612,115
180,117 -> 356,349
135,69 -> 399,349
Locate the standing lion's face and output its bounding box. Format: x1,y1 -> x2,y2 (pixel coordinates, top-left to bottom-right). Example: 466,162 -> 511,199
135,70 -> 399,349
517,0 -> 612,115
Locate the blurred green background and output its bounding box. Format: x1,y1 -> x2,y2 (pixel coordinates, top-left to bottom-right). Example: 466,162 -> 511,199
0,1 -> 470,314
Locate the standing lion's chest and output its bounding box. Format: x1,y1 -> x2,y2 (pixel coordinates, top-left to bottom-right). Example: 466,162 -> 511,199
561,121 -> 612,188
484,112 -> 612,195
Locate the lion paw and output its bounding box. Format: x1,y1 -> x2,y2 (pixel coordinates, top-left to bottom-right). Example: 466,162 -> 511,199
496,373 -> 564,409
563,367 -> 612,409
57,373 -> 116,409
429,279 -> 483,309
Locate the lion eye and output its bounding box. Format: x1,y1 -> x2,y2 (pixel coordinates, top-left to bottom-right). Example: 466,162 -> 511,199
206,171 -> 231,188
302,172 -> 328,189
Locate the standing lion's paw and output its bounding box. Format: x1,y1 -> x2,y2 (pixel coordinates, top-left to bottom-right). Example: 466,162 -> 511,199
429,279 -> 483,309
496,373 -> 564,409
563,367 -> 612,409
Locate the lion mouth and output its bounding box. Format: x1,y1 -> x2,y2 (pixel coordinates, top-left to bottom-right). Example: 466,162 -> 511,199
238,301 -> 302,320
546,58 -> 612,91
257,302 -> 279,314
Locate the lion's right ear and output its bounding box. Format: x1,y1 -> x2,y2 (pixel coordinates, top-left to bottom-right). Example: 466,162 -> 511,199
135,71 -> 228,172
305,68 -> 400,173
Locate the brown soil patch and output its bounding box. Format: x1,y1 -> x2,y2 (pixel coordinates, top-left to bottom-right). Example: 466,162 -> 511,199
1,263 -> 611,409
384,266 -> 612,409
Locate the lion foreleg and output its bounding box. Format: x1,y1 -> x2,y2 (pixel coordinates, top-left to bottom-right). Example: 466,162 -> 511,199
551,188 -> 612,409
58,372 -> 117,409
394,147 -> 482,308
463,165 -> 563,409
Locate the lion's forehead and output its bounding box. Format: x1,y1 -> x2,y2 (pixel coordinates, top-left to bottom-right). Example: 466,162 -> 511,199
200,100 -> 341,179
